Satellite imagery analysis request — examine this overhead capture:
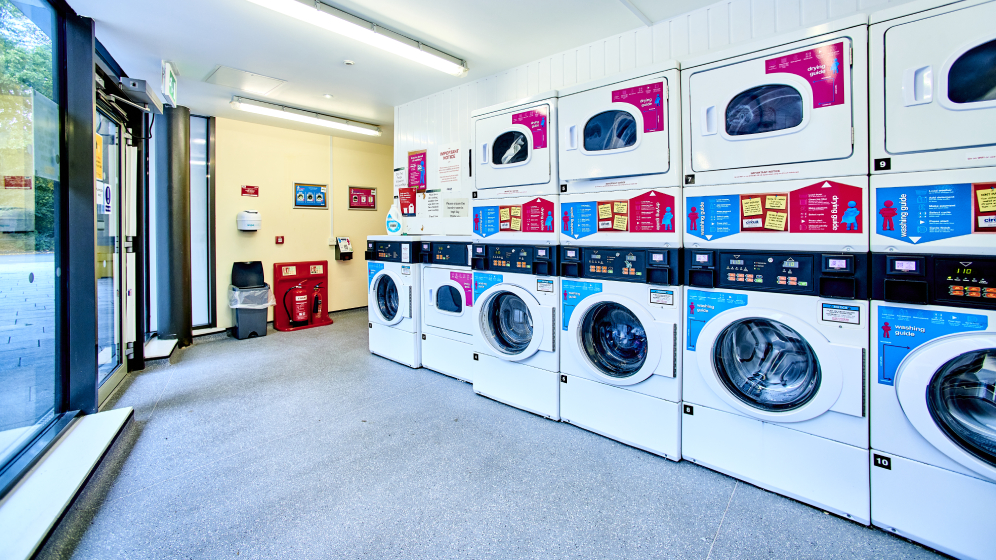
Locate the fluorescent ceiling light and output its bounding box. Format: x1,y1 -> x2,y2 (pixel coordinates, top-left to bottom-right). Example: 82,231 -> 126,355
230,97 -> 382,136
246,0 -> 468,76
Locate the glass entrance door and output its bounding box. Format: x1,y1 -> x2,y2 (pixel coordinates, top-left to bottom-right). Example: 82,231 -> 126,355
95,111 -> 122,386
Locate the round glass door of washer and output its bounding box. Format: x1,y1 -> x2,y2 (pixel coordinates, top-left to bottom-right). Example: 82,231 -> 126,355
713,318 -> 821,411
927,349 -> 996,467
580,302 -> 648,377
375,275 -> 399,321
482,292 -> 533,354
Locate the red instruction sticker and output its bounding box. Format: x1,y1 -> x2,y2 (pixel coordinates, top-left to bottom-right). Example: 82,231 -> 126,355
521,197 -> 555,232
766,42 -> 845,108
511,107 -> 548,149
450,271 -> 473,306
629,190 -> 676,232
790,180 -> 862,233
612,82 -> 664,133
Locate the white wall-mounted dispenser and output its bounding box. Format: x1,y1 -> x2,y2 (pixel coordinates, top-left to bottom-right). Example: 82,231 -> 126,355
237,210 -> 261,231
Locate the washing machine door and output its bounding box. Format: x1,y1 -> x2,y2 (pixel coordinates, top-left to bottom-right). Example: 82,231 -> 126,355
882,1 -> 996,155
475,283 -> 553,362
895,333 -> 996,482
423,267 -> 473,334
694,307 -> 861,422
368,270 -> 410,326
688,37 -> 853,172
474,102 -> 552,191
567,293 -> 670,385
559,73 -> 671,181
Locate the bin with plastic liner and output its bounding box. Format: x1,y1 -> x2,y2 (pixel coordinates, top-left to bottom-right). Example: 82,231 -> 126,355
230,261 -> 274,339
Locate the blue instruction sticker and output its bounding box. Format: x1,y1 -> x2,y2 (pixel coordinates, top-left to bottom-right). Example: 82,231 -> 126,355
473,206 -> 500,238
473,272 -> 503,302
875,183 -> 972,245
877,306 -> 988,385
562,280 -> 602,330
685,195 -> 740,241
367,262 -> 384,287
562,201 -> 598,239
686,290 -> 748,350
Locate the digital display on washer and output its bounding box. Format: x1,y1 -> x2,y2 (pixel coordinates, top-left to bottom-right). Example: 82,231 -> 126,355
651,253 -> 665,262
582,248 -> 646,282
718,253 -> 814,292
935,258 -> 996,303
729,259 -> 744,265
894,260 -> 918,272
782,260 -> 800,269
828,258 -> 848,269
695,254 -> 710,263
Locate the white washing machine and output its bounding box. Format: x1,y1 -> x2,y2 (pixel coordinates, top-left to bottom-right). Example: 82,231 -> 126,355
681,15 -> 868,187
419,236 -> 475,382
870,253 -> 996,559
471,243 -> 560,419
472,194 -> 560,244
683,176 -> 869,252
558,61 -> 682,192
558,246 -> 683,460
869,0 -> 996,175
366,235 -> 422,368
683,249 -> 870,524
871,167 -> 996,255
471,91 -> 559,200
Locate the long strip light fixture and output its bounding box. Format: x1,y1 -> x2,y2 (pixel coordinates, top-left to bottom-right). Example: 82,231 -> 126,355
246,0 -> 468,76
230,96 -> 382,136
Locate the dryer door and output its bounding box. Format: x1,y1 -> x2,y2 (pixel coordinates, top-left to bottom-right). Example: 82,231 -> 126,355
368,270 -> 410,326
559,73 -> 671,181
688,38 -> 853,172
895,333 -> 996,482
567,293 -> 669,385
694,307 -> 861,422
423,267 -> 473,335
474,102 -> 552,192
475,283 -> 552,362
883,1 -> 996,155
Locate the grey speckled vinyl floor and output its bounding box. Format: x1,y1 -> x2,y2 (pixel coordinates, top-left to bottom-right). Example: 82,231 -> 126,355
38,308 -> 943,560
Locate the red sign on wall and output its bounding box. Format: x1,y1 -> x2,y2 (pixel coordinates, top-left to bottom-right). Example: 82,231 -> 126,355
241,185 -> 259,197
4,176 -> 32,189
349,187 -> 376,209
399,188 -> 416,217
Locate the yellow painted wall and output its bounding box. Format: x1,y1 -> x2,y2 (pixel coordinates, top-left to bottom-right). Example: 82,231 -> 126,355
214,118 -> 391,328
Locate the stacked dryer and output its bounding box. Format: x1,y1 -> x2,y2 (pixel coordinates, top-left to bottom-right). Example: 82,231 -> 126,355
679,16 -> 873,523
556,62 -> 685,459
469,92 -> 562,419
419,236 -> 475,382
867,0 -> 996,557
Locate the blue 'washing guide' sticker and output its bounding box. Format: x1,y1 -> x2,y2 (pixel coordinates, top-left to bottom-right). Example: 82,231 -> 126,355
561,280 -> 602,330
562,201 -> 598,239
875,183 -> 972,245
877,306 -> 988,385
686,290 -> 749,350
685,195 -> 740,241
473,273 -> 503,303
473,206 -> 500,238
367,262 -> 384,287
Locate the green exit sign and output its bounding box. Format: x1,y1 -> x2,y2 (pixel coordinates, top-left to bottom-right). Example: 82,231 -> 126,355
162,60 -> 177,107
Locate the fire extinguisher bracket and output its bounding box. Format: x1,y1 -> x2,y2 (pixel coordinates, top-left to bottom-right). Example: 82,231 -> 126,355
272,260 -> 333,332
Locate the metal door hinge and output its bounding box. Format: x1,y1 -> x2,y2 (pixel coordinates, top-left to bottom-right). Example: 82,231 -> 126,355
851,127 -> 854,146
849,46 -> 853,66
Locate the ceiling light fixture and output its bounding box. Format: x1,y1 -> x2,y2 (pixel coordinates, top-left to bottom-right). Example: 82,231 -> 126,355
323,93 -> 334,98
246,0 -> 468,77
230,96 -> 381,136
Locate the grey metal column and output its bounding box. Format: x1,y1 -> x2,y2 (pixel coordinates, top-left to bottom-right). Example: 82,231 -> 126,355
154,105 -> 192,347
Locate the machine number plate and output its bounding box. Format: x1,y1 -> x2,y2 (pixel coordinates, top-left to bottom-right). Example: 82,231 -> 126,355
873,454 -> 892,470
822,303 -> 860,324
537,279 -> 554,293
650,289 -> 674,305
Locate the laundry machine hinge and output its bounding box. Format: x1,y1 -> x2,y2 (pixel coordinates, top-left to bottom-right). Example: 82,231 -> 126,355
851,127 -> 854,146
665,84 -> 669,100
861,348 -> 867,417
672,325 -> 678,378
849,46 -> 853,66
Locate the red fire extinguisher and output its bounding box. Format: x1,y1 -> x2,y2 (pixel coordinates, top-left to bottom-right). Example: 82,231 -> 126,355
311,283 -> 323,323
283,283 -> 310,324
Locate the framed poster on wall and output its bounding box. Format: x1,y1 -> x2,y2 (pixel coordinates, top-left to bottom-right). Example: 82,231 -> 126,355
349,187 -> 377,210
294,183 -> 327,209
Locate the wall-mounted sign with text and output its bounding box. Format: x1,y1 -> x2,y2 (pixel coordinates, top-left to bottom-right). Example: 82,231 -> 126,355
294,183 -> 327,209
241,185 -> 259,197
349,187 -> 377,210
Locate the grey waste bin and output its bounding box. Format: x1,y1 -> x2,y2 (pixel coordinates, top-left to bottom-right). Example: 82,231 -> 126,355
230,261 -> 272,340
234,304 -> 268,339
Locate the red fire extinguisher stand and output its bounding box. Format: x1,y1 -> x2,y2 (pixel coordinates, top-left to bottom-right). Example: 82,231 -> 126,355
273,260 -> 333,332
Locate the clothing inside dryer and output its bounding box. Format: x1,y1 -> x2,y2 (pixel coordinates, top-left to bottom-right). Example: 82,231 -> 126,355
927,349 -> 996,467
493,131 -> 529,165
483,292 -> 533,354
580,302 -> 648,378
584,110 -> 637,151
436,285 -> 463,314
713,318 -> 821,411
725,84 -> 804,136
376,275 -> 399,321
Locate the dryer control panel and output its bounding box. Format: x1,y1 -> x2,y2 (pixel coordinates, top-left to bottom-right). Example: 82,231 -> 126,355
471,244 -> 556,276
365,240 -> 420,263
560,246 -> 679,286
872,254 -> 996,310
687,249 -> 868,299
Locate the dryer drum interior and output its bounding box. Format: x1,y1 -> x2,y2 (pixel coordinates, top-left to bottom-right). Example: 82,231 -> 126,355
482,292 -> 533,354
713,318 -> 821,411
376,275 -> 399,320
436,285 -> 463,313
927,349 -> 996,467
493,131 -> 529,165
725,84 -> 804,136
584,110 -> 637,151
947,38 -> 996,104
580,302 -> 648,378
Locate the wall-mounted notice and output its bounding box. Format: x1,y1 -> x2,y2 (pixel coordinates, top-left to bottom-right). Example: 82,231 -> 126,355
294,183 -> 327,209
393,167 -> 406,197
425,190 -> 441,219
437,144 -> 462,192
241,185 -> 259,197
349,187 -> 377,210
408,150 -> 427,193
399,187 -> 416,217
445,198 -> 469,218
765,41 -> 845,108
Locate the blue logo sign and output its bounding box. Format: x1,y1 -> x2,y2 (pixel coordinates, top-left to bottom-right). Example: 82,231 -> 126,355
473,206 -> 500,238
877,306 -> 988,385
562,201 -> 598,239
685,195 -> 740,241
367,262 -> 384,287
562,280 -> 602,330
473,272 -> 503,302
686,290 -> 748,350
876,183 -> 972,245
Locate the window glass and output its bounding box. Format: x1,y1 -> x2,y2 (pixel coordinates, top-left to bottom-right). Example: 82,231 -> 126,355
492,131 -> 528,165
0,0 -> 60,472
482,292 -> 532,354
436,285 -> 462,314
376,275 -> 399,320
584,110 -> 637,151
927,349 -> 996,467
95,111 -> 121,385
581,302 -> 647,377
948,38 -> 996,104
726,85 -> 804,136
713,319 -> 820,411
190,116 -> 210,327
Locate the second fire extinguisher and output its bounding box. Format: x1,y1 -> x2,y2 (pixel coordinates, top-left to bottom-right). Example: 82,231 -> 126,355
284,283 -> 310,325
311,283 -> 323,323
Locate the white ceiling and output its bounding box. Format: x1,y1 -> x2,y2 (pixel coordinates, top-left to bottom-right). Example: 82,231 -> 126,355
70,0 -> 713,143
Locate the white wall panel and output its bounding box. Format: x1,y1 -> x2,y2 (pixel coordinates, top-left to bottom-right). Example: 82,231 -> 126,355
392,0 -> 916,233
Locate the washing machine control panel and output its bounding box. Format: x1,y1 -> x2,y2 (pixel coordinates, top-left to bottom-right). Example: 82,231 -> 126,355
367,241 -> 420,263
560,246 -> 679,285
873,254 -> 996,310
689,250 -> 867,299
471,244 -> 555,276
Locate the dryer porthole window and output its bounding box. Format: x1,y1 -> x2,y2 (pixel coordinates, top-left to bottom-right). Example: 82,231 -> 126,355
713,318 -> 822,412
926,349 -> 996,467
493,131 -> 529,166
580,302 -> 649,378
436,285 -> 463,314
377,275 -> 400,321
725,84 -> 804,136
483,292 -> 534,355
946,38 -> 996,105
584,111 -> 637,151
